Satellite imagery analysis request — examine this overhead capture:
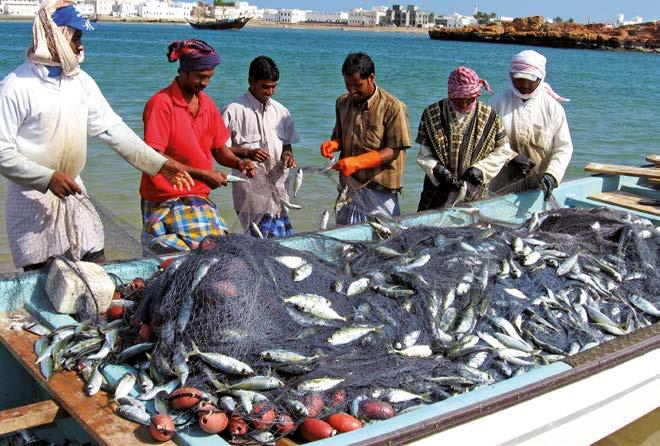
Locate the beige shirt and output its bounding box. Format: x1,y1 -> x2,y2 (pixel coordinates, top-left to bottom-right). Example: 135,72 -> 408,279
223,92 -> 299,222
332,87 -> 411,190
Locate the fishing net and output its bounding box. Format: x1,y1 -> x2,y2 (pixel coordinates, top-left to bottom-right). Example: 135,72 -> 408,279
116,204 -> 659,442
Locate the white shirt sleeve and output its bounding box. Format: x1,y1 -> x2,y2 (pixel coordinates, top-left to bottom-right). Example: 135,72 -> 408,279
416,144 -> 440,186
83,73 -> 122,137
282,110 -> 300,146
0,88 -> 54,192
95,121 -> 166,176
473,141 -> 516,182
545,105 -> 573,184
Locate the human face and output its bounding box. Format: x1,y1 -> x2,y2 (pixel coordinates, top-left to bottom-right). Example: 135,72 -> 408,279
249,78 -> 277,104
449,97 -> 477,112
343,72 -> 375,103
69,30 -> 84,56
512,76 -> 542,95
178,68 -> 215,96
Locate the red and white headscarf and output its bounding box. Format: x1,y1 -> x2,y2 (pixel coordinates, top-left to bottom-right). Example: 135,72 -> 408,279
447,66 -> 493,113
509,50 -> 570,102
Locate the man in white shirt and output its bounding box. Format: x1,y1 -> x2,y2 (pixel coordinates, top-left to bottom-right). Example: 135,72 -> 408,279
489,50 -> 573,200
223,56 -> 300,237
0,1 -> 191,270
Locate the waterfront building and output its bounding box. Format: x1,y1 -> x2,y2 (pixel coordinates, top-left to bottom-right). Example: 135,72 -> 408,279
434,12 -> 477,28
613,13 -> 643,26
306,10 -> 349,24
136,0 -> 192,20
347,7 -> 387,26
386,4 -> 431,27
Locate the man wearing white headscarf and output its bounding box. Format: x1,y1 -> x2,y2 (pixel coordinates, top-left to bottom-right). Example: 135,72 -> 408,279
0,1 -> 192,270
489,50 -> 573,200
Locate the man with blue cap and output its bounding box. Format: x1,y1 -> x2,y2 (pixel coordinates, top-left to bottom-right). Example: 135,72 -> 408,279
0,1 -> 193,271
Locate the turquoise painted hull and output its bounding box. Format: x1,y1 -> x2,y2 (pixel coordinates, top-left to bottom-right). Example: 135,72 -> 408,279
0,174 -> 657,445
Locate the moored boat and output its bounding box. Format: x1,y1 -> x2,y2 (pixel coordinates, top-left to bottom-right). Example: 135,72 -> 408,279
186,16 -> 251,30
0,167 -> 657,445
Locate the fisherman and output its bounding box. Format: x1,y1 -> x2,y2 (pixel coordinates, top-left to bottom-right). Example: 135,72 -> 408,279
140,39 -> 256,253
416,66 -> 515,211
223,56 -> 300,237
489,50 -> 573,200
320,52 -> 411,225
0,1 -> 192,271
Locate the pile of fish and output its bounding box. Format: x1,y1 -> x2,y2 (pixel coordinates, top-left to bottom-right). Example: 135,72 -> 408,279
30,208 -> 659,444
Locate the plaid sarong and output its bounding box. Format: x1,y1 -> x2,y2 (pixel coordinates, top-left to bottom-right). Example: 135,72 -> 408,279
141,196 -> 228,253
257,214 -> 294,238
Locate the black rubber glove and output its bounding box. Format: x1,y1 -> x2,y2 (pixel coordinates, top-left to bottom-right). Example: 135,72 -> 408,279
539,173 -> 558,201
432,163 -> 457,187
508,154 -> 536,177
463,167 -> 484,186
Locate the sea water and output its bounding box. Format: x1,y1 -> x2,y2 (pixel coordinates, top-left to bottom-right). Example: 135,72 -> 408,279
0,22 -> 658,270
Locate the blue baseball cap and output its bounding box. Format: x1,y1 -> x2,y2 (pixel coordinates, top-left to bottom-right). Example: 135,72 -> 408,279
51,5 -> 95,31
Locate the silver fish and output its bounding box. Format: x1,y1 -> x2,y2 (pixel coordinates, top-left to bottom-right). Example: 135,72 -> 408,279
321,153 -> 339,173
319,209 -> 330,231
280,197 -> 303,210
328,325 -> 382,345
259,349 -> 318,363
334,184 -> 349,214
138,379 -> 180,401
116,405 -> 151,425
557,254 -> 579,276
293,168 -> 303,197
114,373 -> 137,400
452,181 -> 467,207
628,295 -> 660,317
274,255 -> 306,269
190,343 -> 254,375
250,222 -> 264,238
293,262 -> 313,282
297,378 -> 344,392
229,376 -> 284,391
347,278 -> 370,296
226,174 -> 250,183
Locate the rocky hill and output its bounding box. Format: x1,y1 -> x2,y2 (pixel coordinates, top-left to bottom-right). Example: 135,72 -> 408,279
429,16 -> 660,52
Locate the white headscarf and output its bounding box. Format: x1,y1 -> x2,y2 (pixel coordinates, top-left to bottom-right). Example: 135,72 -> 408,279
27,0 -> 82,76
509,50 -> 570,102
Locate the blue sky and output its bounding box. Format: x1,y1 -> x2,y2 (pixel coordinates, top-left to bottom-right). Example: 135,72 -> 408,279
252,1 -> 659,23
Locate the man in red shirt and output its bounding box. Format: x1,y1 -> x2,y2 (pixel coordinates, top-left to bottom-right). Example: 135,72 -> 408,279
140,40 -> 255,253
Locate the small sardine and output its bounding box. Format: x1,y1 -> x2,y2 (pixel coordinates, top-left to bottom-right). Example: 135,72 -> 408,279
293,262 -> 313,282
319,209 -> 330,231
226,174 -> 250,183
114,373 -> 136,400
328,325 -> 382,345
298,378 -> 344,392
452,181 -> 467,207
116,405 -> 151,425
250,222 -> 264,238
293,168 -> 303,197
190,343 -> 254,375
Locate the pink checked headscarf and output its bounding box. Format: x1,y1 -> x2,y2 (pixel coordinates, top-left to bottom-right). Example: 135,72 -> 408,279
447,66 -> 493,113
509,50 -> 570,102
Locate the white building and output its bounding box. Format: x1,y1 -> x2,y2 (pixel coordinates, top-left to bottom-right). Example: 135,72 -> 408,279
1,0 -> 40,16
435,12 -> 477,28
214,1 -> 258,19
276,8 -> 306,23
260,8 -> 278,22
137,0 -> 192,20
112,0 -> 139,18
348,7 -> 387,26
84,0 -> 114,16
614,13 -> 643,26
306,10 -> 348,23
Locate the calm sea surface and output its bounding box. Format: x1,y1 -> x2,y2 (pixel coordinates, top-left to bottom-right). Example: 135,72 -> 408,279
0,22 -> 658,270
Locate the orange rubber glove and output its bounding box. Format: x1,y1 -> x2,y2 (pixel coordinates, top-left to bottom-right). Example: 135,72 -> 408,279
334,151 -> 382,177
320,138 -> 341,159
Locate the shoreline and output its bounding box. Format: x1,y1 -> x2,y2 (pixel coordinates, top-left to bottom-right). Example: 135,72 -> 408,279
0,15 -> 430,34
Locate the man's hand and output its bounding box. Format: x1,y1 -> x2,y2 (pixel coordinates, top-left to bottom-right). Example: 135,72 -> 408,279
203,170 -> 228,189
159,159 -> 194,191
247,148 -> 270,163
463,167 -> 484,186
320,139 -> 340,159
281,152 -> 296,168
432,163 -> 457,188
508,154 -> 536,177
48,172 -> 82,198
539,173 -> 558,201
334,151 -> 381,177
237,159 -> 256,178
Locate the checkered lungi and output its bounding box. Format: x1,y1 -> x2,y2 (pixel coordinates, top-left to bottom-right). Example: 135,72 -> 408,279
141,196 -> 228,253
257,214 -> 294,238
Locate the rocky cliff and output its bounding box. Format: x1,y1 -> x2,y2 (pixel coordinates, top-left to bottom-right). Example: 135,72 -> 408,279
429,16 -> 660,52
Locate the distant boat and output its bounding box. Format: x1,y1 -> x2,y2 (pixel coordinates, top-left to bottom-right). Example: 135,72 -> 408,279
186,16 -> 251,30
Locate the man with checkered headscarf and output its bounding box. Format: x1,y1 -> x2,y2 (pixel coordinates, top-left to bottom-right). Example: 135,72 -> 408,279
0,1 -> 192,271
416,66 -> 515,211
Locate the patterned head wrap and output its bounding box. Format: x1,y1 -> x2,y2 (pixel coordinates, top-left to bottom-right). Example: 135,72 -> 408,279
27,1 -> 85,76
167,39 -> 221,72
447,66 -> 493,99
509,50 -> 570,102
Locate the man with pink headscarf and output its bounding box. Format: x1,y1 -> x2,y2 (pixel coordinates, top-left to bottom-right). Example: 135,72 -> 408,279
416,66 -> 514,211
489,50 -> 573,200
